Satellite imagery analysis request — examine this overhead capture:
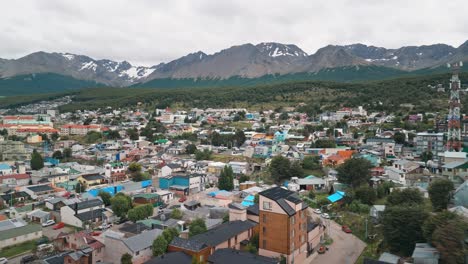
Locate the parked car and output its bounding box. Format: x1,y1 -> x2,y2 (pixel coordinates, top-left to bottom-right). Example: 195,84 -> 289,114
36,236 -> 49,245
313,209 -> 322,214
342,225 -> 352,233
179,196 -> 187,202
37,243 -> 54,252
53,222 -> 65,230
98,223 -> 112,230
20,255 -> 36,264
321,213 -> 330,219
0,257 -> 8,264
42,219 -> 55,227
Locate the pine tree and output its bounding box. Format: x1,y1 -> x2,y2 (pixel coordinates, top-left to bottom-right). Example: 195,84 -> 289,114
30,149 -> 44,170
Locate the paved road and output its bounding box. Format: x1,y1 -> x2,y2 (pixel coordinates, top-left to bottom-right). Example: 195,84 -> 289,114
310,219 -> 366,264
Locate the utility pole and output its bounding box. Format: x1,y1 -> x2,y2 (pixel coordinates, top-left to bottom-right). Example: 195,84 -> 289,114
365,217 -> 368,241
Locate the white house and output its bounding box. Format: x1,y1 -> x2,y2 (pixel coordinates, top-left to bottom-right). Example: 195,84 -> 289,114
0,219 -> 42,249
60,198 -> 105,228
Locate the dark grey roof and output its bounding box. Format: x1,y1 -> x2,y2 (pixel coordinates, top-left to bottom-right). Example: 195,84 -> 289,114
42,251 -> 73,264
363,259 -> 392,264
144,251 -> 192,264
169,236 -> 208,251
119,222 -> 150,234
82,174 -> 105,181
307,222 -> 319,232
208,248 -> 277,264
191,220 -> 257,247
184,200 -> 201,207
76,209 -> 105,221
74,198 -> 104,210
260,187 -> 303,216
246,204 -> 259,216
260,187 -> 302,204
167,163 -> 181,169
228,203 -> 245,211
27,184 -> 54,193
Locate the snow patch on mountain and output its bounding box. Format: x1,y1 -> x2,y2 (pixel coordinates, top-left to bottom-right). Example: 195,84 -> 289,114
80,61 -> 97,71
62,53 -> 75,60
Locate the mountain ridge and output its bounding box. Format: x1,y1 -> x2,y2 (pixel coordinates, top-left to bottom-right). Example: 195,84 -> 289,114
1,41 -> 468,88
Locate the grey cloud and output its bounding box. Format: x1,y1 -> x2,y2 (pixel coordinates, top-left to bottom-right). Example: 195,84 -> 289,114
0,0 -> 467,66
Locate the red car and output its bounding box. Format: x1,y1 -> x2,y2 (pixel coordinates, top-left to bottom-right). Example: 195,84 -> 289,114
341,225 -> 352,233
53,222 -> 65,230
179,196 -> 187,202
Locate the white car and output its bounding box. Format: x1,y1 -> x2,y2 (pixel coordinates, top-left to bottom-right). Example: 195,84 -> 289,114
321,213 -> 330,219
42,220 -> 55,227
0,257 -> 8,264
98,223 -> 112,230
313,209 -> 322,214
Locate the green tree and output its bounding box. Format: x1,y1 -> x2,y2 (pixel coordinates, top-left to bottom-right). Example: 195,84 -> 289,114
170,208 -> 183,219
85,131 -> 102,143
218,166 -> 234,191
152,236 -> 168,256
128,162 -> 142,173
386,188 -> 424,207
336,158 -> 372,188
392,132 -> 406,144
354,185 -> 377,205
63,148 -> 72,159
106,130 -> 121,140
314,139 -> 336,148
269,156 -> 291,183
234,130 -> 246,147
302,156 -> 321,170
30,149 -> 44,170
308,190 -> 316,200
422,211 -> 458,243
428,179 -> 454,211
162,227 -> 179,243
195,149 -> 212,161
75,182 -> 87,193
290,161 -> 304,178
127,128 -> 139,140
432,218 -> 468,264
186,144 -> 197,154
121,253 -> 132,264
189,218 -> 207,237
254,194 -> 259,204
383,206 -> 429,256
128,204 -> 153,222
98,191 -> 112,206
421,151 -> 433,164
111,193 -> 132,218
52,150 -> 63,160
238,174 -> 249,183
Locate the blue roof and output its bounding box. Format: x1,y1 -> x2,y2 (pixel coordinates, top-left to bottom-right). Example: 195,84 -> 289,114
244,195 -> 255,202
0,164 -> 11,170
327,191 -> 345,203
241,200 -> 255,207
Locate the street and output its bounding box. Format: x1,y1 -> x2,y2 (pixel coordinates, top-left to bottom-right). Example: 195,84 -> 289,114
310,219 -> 366,264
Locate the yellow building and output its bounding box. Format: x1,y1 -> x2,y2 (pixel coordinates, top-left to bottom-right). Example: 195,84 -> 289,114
26,134 -> 42,144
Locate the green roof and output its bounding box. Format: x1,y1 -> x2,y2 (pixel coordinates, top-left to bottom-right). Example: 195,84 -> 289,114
133,193 -> 159,199
155,139 -> 169,144
137,219 -> 162,228
0,224 -> 42,240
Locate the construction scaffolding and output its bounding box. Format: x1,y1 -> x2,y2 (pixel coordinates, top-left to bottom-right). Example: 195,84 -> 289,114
446,61 -> 463,151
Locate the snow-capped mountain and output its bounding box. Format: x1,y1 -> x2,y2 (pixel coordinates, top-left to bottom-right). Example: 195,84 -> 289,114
1,41 -> 468,87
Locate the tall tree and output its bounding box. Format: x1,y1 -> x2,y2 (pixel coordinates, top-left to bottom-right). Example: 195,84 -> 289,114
392,132 -> 406,144
186,144 -> 197,154
111,193 -> 132,218
421,151 -> 433,165
152,236 -> 168,256
383,206 -> 429,256
63,147 -> 72,159
432,218 -> 468,264
354,185 -> 377,205
269,156 -> 291,183
386,188 -> 424,207
189,218 -> 207,237
428,179 -> 454,211
98,191 -> 112,206
290,161 -> 304,178
52,150 -> 63,159
234,130 -> 246,147
302,156 -> 321,170
75,182 -> 87,193
218,166 -> 234,191
336,158 -> 372,188
422,211 -> 459,243
30,149 -> 44,170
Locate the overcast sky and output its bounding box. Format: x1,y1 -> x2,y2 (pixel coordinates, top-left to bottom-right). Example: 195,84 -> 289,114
1,0 -> 467,66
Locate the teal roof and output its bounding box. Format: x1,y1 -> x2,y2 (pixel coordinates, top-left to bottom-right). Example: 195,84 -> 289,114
305,175 -> 318,179
327,191 -> 345,203
137,219 -> 162,228
133,193 -> 159,199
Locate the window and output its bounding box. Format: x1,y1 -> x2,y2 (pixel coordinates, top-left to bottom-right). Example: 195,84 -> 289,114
136,251 -> 139,256
301,235 -> 305,243
263,214 -> 267,223
263,201 -> 271,210
291,241 -> 295,251
263,227 -> 266,235
263,240 -> 267,248
291,216 -> 295,225
291,229 -> 295,238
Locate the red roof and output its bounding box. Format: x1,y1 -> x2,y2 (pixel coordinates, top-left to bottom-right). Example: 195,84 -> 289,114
17,128 -> 58,133
0,174 -> 29,180
62,124 -> 100,129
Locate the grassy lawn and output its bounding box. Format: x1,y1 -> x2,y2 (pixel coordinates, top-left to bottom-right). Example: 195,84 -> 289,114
0,240 -> 36,258
333,211 -> 385,264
